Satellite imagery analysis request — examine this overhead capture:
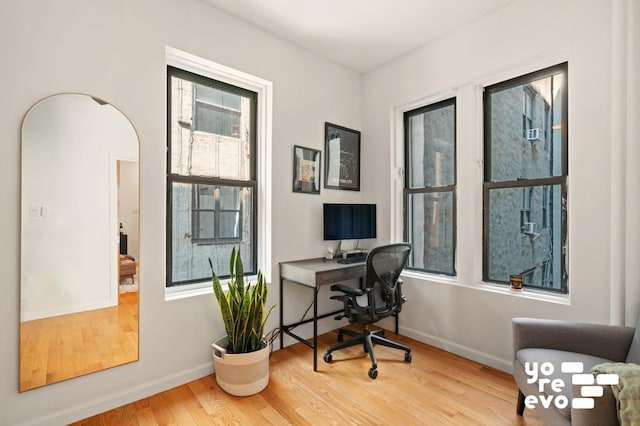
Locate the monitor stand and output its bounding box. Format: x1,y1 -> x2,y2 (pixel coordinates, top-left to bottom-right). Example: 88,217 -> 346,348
336,240 -> 366,259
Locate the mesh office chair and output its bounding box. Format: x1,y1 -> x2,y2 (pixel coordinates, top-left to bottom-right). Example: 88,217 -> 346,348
323,243 -> 412,379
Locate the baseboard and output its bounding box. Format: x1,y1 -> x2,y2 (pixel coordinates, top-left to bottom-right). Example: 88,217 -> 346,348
399,325 -> 514,374
16,362 -> 214,426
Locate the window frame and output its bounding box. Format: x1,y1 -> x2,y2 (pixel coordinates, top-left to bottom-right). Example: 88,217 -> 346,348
164,47 -> 272,300
482,62 -> 568,293
191,183 -> 244,244
166,65 -> 258,287
403,97 -> 457,276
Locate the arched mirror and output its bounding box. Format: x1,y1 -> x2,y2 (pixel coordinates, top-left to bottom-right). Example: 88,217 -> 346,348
20,93 -> 139,392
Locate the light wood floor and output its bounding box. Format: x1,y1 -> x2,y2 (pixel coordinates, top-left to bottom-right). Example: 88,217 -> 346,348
72,328 -> 541,425
20,291 -> 139,392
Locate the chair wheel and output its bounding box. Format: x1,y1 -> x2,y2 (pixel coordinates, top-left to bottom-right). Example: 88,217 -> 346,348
368,368 -> 378,379
337,333 -> 344,343
323,353 -> 332,363
405,352 -> 412,362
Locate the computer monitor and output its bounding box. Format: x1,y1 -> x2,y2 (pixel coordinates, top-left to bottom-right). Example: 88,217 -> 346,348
323,203 -> 377,241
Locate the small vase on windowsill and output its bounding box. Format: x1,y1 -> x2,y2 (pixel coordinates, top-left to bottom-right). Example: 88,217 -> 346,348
510,275 -> 523,292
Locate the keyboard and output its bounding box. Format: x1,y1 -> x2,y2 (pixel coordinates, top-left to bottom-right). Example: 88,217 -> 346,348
337,256 -> 366,264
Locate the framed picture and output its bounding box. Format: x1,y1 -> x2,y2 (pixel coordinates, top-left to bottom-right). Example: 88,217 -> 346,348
324,122 -> 361,191
292,145 -> 321,194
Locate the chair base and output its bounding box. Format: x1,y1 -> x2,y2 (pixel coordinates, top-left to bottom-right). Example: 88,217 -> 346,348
323,327 -> 411,379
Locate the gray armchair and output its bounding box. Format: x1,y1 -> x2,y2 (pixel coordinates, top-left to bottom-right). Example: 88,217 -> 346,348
512,317 -> 640,425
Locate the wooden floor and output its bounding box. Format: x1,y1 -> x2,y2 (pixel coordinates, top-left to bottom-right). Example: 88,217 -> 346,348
20,291 -> 139,392
72,328 -> 541,425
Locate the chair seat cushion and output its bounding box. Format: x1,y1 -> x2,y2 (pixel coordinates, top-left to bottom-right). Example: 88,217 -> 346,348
515,348 -> 613,420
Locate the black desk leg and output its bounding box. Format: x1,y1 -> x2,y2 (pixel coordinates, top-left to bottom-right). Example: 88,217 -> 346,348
313,287 -> 318,371
279,278 -> 284,350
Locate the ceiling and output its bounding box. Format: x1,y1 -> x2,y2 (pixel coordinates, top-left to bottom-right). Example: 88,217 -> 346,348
201,0 -> 516,73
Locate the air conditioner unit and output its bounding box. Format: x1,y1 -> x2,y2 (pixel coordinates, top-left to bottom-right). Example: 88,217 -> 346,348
523,222 -> 537,235
524,128 -> 541,141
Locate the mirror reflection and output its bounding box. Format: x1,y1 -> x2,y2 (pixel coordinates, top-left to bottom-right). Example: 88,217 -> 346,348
20,93 -> 139,392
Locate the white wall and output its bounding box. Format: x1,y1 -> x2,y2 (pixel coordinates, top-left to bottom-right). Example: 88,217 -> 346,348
363,0 -> 640,372
0,0 -> 362,424
2,0 -> 638,424
119,160 -> 139,260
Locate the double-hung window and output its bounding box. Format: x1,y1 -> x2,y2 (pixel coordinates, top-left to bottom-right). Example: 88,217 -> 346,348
167,66 -> 257,287
404,98 -> 456,275
483,62 -> 568,293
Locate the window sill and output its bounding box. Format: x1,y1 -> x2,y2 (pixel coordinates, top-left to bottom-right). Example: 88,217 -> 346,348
471,281 -> 570,305
165,274 -> 260,302
400,270 -> 570,306
165,281 -> 212,301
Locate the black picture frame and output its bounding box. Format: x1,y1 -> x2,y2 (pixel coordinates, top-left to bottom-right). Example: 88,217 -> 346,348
324,122 -> 361,191
292,145 -> 321,194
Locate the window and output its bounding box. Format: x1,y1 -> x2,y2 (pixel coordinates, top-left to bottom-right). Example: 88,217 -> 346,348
167,66 -> 257,287
403,98 -> 456,275
483,62 -> 568,293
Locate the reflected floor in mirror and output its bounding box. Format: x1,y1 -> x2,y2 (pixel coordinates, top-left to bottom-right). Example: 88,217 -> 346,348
19,291 -> 139,392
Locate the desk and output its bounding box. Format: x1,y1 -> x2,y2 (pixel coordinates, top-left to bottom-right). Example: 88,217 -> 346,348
279,257 -> 399,371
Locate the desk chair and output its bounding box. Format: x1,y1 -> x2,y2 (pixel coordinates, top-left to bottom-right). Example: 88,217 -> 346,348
323,243 -> 412,379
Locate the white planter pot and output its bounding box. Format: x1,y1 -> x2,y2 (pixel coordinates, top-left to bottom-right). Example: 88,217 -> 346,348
211,336 -> 270,396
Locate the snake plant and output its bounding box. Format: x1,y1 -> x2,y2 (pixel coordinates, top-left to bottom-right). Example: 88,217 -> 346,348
210,248 -> 275,354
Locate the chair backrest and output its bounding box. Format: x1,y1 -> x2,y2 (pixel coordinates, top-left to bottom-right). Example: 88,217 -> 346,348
363,243 -> 411,321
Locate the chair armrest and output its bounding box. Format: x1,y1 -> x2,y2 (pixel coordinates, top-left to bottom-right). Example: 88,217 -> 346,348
329,283 -> 363,297
512,317 -> 634,361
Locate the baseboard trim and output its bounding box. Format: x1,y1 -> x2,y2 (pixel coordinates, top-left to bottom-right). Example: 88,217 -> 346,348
17,362 -> 214,426
399,326 -> 514,374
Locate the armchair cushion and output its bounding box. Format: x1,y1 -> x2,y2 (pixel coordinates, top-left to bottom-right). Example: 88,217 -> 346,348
514,348 -> 614,419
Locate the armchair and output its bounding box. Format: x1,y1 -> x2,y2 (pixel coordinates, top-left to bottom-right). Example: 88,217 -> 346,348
323,243 -> 412,379
512,317 -> 640,425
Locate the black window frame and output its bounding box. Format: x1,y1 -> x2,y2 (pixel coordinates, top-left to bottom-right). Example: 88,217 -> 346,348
483,62 -> 568,293
403,97 -> 457,276
166,66 -> 258,287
